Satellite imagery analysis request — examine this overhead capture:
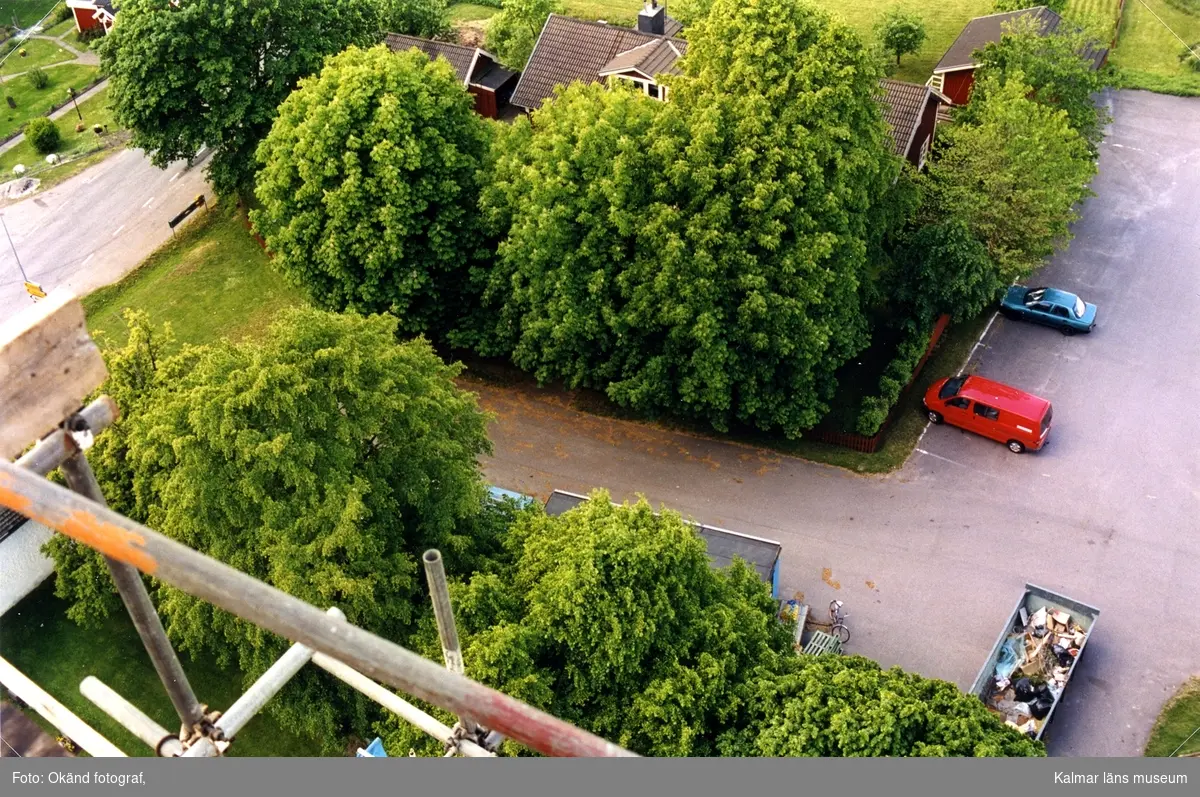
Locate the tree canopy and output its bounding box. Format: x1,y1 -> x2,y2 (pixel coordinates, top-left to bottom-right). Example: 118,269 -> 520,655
486,0 -> 563,69
874,6 -> 926,66
969,19 -> 1110,152
378,0 -> 451,39
383,493 -> 792,757
101,0 -> 380,197
922,73 -> 1094,283
252,45 -> 493,333
478,0 -> 900,437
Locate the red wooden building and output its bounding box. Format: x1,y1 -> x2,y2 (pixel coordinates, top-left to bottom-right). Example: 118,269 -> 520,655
930,6 -> 1107,106
65,0 -> 116,36
384,34 -> 520,120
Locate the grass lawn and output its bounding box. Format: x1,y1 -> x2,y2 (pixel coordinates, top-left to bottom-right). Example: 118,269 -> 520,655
562,0 -> 640,24
1110,0 -> 1200,95
0,84 -> 116,178
1145,677 -> 1200,756
0,61 -> 97,139
83,203 -> 304,349
0,34 -> 74,73
1065,0 -> 1122,38
449,2 -> 499,23
814,0 -> 993,83
0,0 -> 59,28
0,582 -> 325,756
42,14 -> 74,39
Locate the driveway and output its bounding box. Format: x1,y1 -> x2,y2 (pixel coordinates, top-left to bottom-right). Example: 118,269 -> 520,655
477,90 -> 1200,756
0,147 -> 210,319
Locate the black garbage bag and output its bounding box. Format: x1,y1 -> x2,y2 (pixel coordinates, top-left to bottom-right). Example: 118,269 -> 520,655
1053,645 -> 1074,668
1030,694 -> 1054,720
1014,678 -> 1036,702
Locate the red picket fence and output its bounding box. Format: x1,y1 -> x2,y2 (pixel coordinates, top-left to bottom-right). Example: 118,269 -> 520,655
805,313 -> 951,454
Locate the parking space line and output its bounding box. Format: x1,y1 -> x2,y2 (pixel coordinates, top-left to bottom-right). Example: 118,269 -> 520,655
959,311 -> 998,375
913,448 -> 966,468
111,224 -> 125,238
142,196 -> 155,209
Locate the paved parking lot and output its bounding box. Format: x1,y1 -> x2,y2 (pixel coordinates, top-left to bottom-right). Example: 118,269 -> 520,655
480,90 -> 1200,756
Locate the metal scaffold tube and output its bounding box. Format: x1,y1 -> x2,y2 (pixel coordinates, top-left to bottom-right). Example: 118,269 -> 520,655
80,677 -> 183,757
0,656 -> 126,758
0,461 -> 637,758
423,549 -> 478,737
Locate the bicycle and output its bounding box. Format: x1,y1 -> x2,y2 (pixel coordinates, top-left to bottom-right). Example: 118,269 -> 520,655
829,600 -> 850,644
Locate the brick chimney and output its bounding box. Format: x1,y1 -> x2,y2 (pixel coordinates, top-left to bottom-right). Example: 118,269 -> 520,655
637,0 -> 665,36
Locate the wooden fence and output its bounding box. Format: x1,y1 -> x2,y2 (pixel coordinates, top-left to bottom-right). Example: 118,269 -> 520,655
805,313 -> 951,454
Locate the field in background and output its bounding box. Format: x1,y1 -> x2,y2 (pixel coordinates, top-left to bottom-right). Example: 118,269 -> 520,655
1111,0 -> 1200,95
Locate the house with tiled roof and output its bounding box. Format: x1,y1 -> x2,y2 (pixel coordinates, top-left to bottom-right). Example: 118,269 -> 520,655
66,0 -> 117,36
385,33 -> 521,119
511,2 -> 686,111
928,6 -> 1108,105
878,79 -> 945,170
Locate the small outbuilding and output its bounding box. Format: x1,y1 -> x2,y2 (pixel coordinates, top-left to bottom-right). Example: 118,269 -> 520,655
384,33 -> 521,120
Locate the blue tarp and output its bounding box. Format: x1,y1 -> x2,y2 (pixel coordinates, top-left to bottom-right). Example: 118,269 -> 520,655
356,737 -> 387,758
487,485 -> 536,507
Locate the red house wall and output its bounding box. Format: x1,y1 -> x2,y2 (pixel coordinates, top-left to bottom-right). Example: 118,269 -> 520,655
469,87 -> 498,120
905,94 -> 940,167
941,69 -> 975,106
72,7 -> 103,33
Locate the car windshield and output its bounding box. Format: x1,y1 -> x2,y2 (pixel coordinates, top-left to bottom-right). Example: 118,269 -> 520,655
1074,297 -> 1086,318
938,376 -> 967,400
1025,288 -> 1045,304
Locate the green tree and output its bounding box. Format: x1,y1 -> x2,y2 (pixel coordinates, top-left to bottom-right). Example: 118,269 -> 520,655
485,0 -> 563,69
100,0 -> 379,198
25,117 -> 60,153
969,18 -> 1111,151
380,493 -> 792,757
670,0 -> 713,27
718,654 -> 1045,757
874,6 -> 926,67
891,217 -> 1002,324
378,0 -> 451,38
252,45 -> 492,333
480,0 -> 899,438
923,73 -> 1094,283
44,312 -> 200,627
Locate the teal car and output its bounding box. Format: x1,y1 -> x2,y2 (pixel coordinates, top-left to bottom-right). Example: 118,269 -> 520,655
1000,286 -> 1097,335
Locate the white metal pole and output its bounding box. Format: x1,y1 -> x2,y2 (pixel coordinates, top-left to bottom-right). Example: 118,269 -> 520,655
79,676 -> 182,757
0,656 -> 126,757
310,652 -> 493,758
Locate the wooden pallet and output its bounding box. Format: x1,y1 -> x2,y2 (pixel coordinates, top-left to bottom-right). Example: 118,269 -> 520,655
802,630 -> 842,657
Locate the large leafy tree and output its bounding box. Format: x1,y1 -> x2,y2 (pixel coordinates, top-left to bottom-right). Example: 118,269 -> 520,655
923,73 -> 1094,284
485,0 -> 563,69
252,45 -> 493,333
718,654 -> 1045,757
381,493 -> 792,757
480,0 -> 898,437
101,0 -> 380,198
968,18 -> 1110,152
874,6 -> 926,67
48,308 -> 496,746
378,0 -> 451,39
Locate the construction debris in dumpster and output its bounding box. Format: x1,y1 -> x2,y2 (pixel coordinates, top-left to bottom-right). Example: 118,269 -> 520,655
984,606 -> 1089,737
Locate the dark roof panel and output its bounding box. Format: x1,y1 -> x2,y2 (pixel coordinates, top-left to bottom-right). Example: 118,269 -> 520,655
474,61 -> 520,90
934,6 -> 1060,73
511,14 -> 685,111
878,79 -> 931,157
385,32 -> 477,83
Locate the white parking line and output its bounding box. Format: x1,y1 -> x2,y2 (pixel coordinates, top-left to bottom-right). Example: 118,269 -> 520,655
82,253 -> 94,266
169,172 -> 181,183
914,448 -> 966,468
959,311 -> 999,375
142,196 -> 155,209
111,224 -> 125,238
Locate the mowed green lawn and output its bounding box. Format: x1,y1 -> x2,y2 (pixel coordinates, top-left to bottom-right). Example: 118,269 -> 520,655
0,62 -> 97,139
0,35 -> 74,72
1065,0 -> 1122,38
1110,0 -> 1200,95
0,0 -> 58,28
84,203 -> 304,349
449,2 -> 499,23
0,582 -> 325,757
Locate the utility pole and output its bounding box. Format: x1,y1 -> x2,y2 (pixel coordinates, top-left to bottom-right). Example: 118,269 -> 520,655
67,86 -> 82,121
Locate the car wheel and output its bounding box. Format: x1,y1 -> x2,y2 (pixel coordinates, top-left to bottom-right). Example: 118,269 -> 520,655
1007,440 -> 1026,454
1061,327 -> 1076,336
927,410 -> 943,425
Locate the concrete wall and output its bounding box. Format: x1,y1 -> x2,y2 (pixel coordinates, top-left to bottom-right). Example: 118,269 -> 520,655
0,522 -> 55,617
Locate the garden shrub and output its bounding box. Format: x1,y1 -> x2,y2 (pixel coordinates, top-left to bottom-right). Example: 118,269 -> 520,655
25,117 -> 61,154
27,66 -> 49,90
856,318 -> 936,436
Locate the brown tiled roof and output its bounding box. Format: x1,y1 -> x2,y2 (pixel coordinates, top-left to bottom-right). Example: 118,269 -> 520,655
510,14 -> 686,111
662,15 -> 683,37
934,7 -> 1060,73
385,33 -> 477,84
878,79 -> 931,158
601,38 -> 683,78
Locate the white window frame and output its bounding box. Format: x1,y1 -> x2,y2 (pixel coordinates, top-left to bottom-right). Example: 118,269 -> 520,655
607,73 -> 668,102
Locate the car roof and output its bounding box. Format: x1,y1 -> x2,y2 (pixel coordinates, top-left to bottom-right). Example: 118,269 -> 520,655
960,376 -> 1050,418
1031,287 -> 1079,307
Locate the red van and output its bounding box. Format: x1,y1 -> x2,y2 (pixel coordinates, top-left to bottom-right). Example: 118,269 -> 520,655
923,375 -> 1052,453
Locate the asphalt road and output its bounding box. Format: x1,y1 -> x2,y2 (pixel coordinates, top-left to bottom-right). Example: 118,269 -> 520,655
478,90 -> 1200,756
0,147 -> 210,321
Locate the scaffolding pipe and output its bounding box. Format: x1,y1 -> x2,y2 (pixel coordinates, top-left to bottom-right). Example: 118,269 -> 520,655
58,444 -> 207,735
311,652 -> 492,758
422,549 -> 478,737
214,609 -> 339,739
79,676 -> 183,757
0,462 -> 637,758
0,655 -> 126,758
14,397 -> 118,477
